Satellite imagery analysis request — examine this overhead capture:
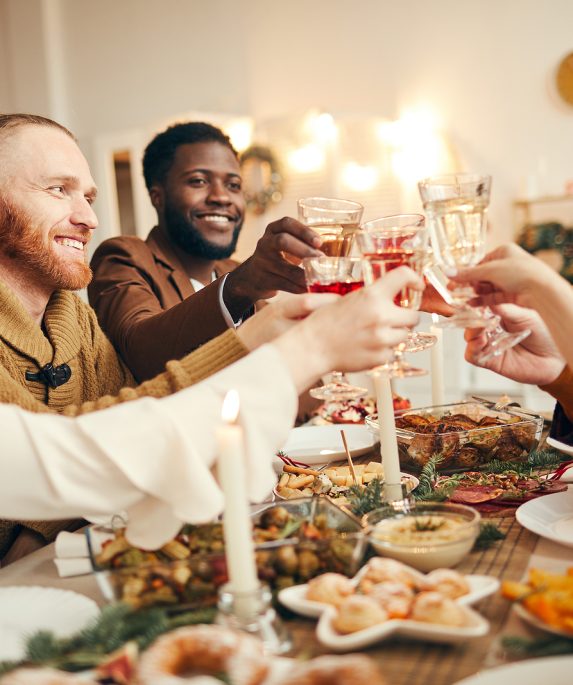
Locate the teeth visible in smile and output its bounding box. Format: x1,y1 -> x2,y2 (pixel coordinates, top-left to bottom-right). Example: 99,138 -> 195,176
202,215 -> 231,223
58,238 -> 84,250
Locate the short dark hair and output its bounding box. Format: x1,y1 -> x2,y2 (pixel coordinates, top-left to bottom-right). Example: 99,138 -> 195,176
142,121 -> 238,191
0,113 -> 76,142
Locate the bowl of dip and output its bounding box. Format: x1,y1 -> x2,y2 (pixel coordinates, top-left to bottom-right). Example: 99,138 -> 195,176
364,502 -> 481,572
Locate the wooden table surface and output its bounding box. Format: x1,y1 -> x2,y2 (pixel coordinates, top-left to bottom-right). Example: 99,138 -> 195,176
0,494 -> 571,685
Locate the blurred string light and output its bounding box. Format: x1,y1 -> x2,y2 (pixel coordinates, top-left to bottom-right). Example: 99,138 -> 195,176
225,118 -> 253,153
304,110 -> 339,144
341,162 -> 379,192
287,144 -> 325,173
376,106 -> 452,183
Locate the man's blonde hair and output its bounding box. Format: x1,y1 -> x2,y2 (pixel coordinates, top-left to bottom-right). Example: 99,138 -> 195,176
0,113 -> 76,141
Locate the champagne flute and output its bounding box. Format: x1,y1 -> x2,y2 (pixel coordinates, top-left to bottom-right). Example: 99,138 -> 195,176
298,196 -> 363,257
418,173 -> 531,355
302,256 -> 368,400
356,215 -> 430,377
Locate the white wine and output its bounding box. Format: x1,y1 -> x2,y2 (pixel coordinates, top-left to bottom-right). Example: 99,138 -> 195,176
308,222 -> 358,257
424,196 -> 488,269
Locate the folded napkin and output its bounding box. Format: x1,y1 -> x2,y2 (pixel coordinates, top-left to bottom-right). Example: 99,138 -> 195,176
54,529 -> 113,578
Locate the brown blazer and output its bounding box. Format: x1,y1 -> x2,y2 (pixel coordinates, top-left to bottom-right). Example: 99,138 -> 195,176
88,227 -> 241,382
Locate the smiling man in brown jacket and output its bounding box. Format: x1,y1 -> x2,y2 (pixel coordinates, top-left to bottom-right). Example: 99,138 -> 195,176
88,122 -> 322,382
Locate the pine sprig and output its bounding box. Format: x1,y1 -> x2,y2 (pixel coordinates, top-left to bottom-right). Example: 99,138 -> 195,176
0,602 -> 216,675
502,635 -> 573,658
473,522 -> 506,550
412,455 -> 465,502
347,477 -> 385,517
482,449 -> 562,477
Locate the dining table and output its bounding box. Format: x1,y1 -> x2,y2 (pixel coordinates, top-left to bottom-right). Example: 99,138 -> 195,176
0,486 -> 571,685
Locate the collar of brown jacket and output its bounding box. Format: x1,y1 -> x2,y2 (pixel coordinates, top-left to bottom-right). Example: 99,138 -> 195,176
145,226 -> 239,298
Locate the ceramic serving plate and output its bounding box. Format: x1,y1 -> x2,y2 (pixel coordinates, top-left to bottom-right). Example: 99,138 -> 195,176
315,603 -> 489,650
278,572 -> 499,620
275,424 -> 377,469
516,490 -> 573,548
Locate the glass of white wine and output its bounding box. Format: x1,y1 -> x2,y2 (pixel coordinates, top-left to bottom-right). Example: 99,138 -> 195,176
419,173 -> 530,356
298,196 -> 363,257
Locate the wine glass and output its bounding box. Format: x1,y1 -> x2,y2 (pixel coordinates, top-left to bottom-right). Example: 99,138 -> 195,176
302,256 -> 368,400
356,214 -> 430,377
359,214 -> 437,354
298,197 -> 363,257
424,262 -> 531,364
418,173 -> 531,355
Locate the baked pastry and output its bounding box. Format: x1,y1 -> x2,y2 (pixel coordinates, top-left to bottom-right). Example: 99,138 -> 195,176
410,591 -> 467,627
137,625 -> 268,685
332,595 -> 388,634
306,573 -> 355,606
419,569 -> 470,599
365,581 -> 414,619
276,654 -> 387,685
0,669 -> 96,684
358,557 -> 418,593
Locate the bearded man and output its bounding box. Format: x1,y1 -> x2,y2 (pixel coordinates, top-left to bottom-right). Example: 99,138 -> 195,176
88,122 -> 323,381
0,114 -> 282,563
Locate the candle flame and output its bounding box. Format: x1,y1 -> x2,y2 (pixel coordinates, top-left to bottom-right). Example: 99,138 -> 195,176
221,390 -> 240,423
432,313 -> 440,324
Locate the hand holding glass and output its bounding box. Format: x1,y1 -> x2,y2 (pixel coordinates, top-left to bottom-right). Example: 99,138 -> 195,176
302,256 -> 368,400
356,215 -> 429,378
298,197 -> 363,257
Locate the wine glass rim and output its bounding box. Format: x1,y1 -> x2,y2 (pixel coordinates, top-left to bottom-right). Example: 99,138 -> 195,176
418,173 -> 491,187
302,255 -> 365,264
361,213 -> 426,232
297,196 -> 364,212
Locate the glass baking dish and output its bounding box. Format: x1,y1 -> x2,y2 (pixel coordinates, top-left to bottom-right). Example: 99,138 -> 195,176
365,401 -> 543,473
86,497 -> 367,610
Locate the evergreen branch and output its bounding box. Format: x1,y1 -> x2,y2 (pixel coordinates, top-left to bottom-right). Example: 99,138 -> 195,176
473,522 -> 506,550
483,449 -> 562,477
347,477 -> 385,517
0,602 -> 216,675
502,635 -> 573,657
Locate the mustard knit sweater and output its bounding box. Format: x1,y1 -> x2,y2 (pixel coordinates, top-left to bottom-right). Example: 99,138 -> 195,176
0,280 -> 248,557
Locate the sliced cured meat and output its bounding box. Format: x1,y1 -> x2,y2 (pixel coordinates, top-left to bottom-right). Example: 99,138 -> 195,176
449,485 -> 505,504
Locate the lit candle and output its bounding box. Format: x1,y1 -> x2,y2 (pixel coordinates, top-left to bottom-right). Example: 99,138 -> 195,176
430,314 -> 445,406
374,373 -> 402,500
216,390 -> 259,617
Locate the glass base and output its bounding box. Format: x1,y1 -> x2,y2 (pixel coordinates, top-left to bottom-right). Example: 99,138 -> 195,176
370,361 -> 428,378
474,328 -> 532,364
404,331 -> 437,353
217,583 -> 292,655
436,307 -> 492,329
309,382 -> 368,401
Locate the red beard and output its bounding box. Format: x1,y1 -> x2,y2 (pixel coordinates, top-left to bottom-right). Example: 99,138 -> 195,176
0,197 -> 92,291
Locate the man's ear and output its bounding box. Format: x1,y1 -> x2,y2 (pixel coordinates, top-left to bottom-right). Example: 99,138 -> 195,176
149,185 -> 164,213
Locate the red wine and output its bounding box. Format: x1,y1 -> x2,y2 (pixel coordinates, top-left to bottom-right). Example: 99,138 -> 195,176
308,280 -> 364,295
363,249 -> 422,308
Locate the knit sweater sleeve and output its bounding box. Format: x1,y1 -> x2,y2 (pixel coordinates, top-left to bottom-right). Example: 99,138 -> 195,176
62,329 -> 249,416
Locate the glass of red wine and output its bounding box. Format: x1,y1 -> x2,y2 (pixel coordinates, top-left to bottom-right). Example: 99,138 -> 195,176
356,214 -> 430,377
303,256 -> 369,400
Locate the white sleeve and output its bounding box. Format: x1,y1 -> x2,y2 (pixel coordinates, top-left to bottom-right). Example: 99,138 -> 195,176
0,344 -> 297,549
218,273 -> 244,327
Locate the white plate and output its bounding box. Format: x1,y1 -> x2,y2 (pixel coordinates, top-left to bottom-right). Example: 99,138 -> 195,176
452,656 -> 573,685
0,586 -> 99,661
278,573 -> 499,619
546,436 -> 573,456
316,603 -> 489,651
277,424 -> 376,467
512,602 -> 573,638
516,489 -> 573,547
